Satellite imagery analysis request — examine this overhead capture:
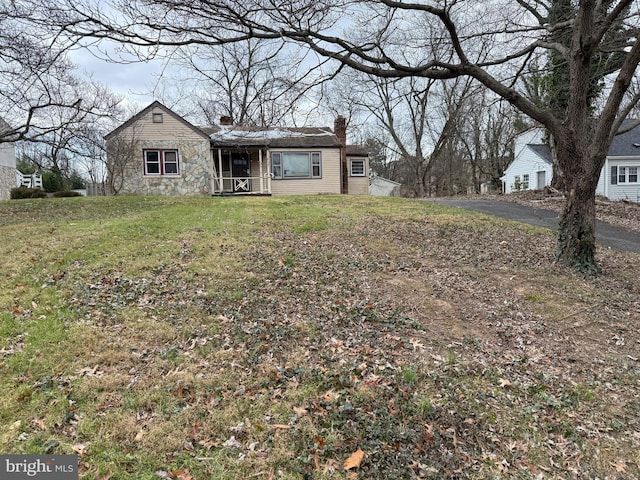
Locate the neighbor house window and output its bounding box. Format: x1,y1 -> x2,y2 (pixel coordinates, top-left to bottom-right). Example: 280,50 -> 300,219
611,165 -> 640,184
522,174 -> 530,189
271,152 -> 322,179
514,175 -> 521,190
350,159 -> 365,176
144,149 -> 180,176
152,113 -> 163,123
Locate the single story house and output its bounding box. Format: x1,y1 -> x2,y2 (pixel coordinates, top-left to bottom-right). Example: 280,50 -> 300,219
502,124 -> 640,201
369,175 -> 401,196
105,101 -> 369,196
0,118 -> 16,201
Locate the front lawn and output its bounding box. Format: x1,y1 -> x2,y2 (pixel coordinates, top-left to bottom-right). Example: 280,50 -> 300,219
1,195 -> 638,479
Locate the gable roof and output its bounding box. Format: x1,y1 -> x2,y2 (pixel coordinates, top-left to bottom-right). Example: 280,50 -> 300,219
527,144 -> 553,164
609,120 -> 640,156
371,176 -> 401,186
207,125 -> 341,149
104,101 -> 210,140
519,120 -> 640,160
346,145 -> 369,156
0,117 -> 13,138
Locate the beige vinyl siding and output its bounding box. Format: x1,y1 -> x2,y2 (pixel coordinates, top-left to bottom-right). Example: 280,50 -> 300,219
270,148 -> 341,196
347,156 -> 369,195
248,153 -> 271,194
348,177 -> 369,195
117,106 -> 207,142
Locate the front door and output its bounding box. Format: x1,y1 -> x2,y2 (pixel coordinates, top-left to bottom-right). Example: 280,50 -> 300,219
232,154 -> 250,192
537,170 -> 546,189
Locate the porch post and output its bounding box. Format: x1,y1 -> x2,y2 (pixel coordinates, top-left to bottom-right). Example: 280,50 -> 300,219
259,149 -> 264,194
266,150 -> 272,194
209,147 -> 216,195
218,149 -> 223,193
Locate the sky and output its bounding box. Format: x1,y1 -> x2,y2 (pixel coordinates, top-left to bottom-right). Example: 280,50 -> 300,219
70,45 -> 168,109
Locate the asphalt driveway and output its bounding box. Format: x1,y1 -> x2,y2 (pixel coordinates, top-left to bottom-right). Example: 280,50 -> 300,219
428,198 -> 640,254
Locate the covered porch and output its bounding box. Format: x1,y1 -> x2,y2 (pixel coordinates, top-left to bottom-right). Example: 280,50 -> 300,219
210,147 -> 272,195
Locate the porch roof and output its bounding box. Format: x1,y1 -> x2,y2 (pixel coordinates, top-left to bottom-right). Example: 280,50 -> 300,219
205,125 -> 342,149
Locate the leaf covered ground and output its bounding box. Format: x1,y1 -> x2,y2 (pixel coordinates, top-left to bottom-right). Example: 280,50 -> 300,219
0,195 -> 639,479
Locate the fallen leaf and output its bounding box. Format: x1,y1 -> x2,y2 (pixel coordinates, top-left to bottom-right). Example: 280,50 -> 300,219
612,460 -> 627,473
499,378 -> 512,388
293,406 -> 308,416
32,418 -> 47,431
72,443 -> 89,456
170,468 -> 193,480
344,448 -> 365,470
319,390 -> 338,403
271,424 -> 291,429
134,430 -> 146,442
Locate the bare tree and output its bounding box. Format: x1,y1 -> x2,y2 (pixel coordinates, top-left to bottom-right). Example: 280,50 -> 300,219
454,93 -> 520,194
35,0 -> 640,272
0,2 -> 119,143
166,40 -> 318,127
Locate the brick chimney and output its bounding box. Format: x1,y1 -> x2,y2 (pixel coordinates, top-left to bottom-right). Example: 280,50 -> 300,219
334,115 -> 347,194
220,116 -> 233,126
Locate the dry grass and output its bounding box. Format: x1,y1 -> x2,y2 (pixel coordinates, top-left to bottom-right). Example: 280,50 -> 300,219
0,195 -> 639,479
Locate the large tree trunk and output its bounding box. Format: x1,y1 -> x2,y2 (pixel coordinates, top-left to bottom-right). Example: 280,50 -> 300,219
555,139 -> 603,273
557,183 -> 599,273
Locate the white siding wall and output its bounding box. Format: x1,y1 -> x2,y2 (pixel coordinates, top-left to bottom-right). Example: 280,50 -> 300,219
596,164 -> 606,197
601,158 -> 640,201
270,148 -> 341,196
503,145 -> 552,194
370,177 -> 400,196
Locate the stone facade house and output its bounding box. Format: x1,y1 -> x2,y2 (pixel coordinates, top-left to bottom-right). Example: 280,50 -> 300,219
105,101 -> 369,196
0,118 -> 16,201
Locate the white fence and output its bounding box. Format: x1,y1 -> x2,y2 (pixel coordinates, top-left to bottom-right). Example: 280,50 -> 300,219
16,171 -> 43,189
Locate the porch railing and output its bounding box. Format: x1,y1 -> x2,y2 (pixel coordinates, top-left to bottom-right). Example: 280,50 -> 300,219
16,171 -> 43,189
211,173 -> 272,195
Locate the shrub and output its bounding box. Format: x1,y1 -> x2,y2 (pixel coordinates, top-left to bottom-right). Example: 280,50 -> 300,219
10,187 -> 46,199
52,191 -> 82,198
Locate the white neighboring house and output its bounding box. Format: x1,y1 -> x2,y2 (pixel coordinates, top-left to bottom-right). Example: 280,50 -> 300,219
369,176 -> 401,196
502,123 -> 640,201
501,129 -> 552,194
0,118 -> 17,201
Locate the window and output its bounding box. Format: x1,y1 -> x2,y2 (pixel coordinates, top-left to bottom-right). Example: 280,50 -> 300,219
271,153 -> 282,178
350,159 -> 366,177
152,113 -> 163,123
271,152 -> 322,179
144,150 -> 180,176
611,165 -> 640,184
522,174 -> 530,190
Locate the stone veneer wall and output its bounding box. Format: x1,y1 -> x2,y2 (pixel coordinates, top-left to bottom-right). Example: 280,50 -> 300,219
117,140 -> 212,196
0,165 -> 15,200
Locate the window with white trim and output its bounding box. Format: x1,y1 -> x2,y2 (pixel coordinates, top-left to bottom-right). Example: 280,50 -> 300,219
522,174 -> 530,190
144,149 -> 180,176
350,159 -> 366,177
271,152 -> 322,179
611,165 -> 640,184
